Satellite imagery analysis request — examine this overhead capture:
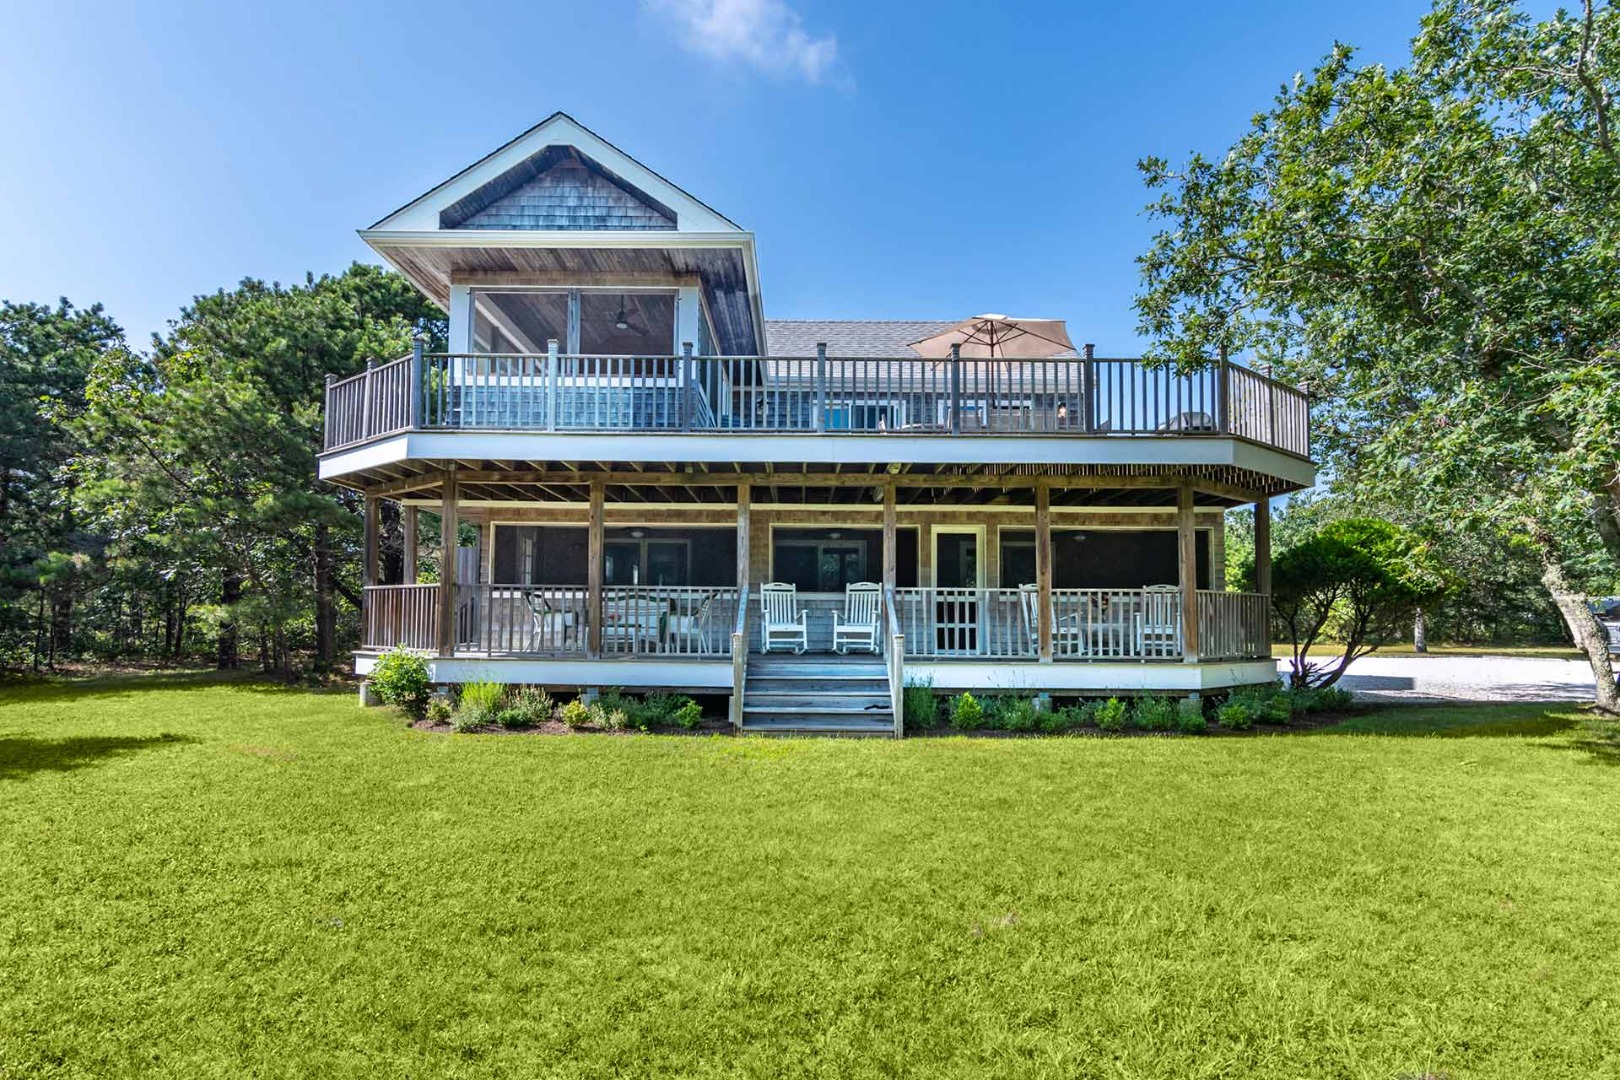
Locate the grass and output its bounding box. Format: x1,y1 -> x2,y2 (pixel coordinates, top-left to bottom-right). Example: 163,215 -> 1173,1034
2,676 -> 1619,1078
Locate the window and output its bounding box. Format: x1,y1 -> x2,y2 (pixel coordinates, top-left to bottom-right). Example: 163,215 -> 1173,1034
770,528 -> 918,591
1000,538 -> 1036,588
604,538 -> 690,586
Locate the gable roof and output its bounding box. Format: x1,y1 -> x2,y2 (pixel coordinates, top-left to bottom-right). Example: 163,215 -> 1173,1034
441,145 -> 676,230
369,112 -> 742,233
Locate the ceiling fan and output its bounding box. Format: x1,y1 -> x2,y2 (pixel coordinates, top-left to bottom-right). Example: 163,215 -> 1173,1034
611,297 -> 646,336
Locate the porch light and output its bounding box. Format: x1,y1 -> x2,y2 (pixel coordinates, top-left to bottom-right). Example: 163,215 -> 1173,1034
630,528 -> 645,539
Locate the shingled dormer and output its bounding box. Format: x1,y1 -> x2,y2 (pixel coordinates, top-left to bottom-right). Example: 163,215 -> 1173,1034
439,146 -> 678,231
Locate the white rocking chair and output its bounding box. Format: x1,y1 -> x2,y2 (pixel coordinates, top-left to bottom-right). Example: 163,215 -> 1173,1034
832,582 -> 881,654
1018,583 -> 1084,655
1137,585 -> 1182,656
759,582 -> 809,654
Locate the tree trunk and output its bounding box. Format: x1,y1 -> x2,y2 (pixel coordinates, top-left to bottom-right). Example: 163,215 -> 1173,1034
314,521 -> 335,672
1535,533 -> 1620,713
1413,608 -> 1427,653
217,572 -> 242,670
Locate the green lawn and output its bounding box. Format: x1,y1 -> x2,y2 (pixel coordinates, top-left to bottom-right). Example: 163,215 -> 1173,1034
2,677 -> 1618,1078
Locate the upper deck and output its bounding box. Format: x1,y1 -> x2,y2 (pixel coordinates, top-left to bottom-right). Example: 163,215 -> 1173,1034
319,346 -> 1313,491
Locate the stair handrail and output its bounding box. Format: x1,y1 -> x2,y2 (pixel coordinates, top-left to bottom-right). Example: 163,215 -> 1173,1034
730,586 -> 749,731
884,585 -> 904,738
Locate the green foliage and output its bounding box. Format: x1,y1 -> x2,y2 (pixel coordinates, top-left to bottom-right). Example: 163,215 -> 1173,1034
454,681 -> 504,732
502,687 -> 554,729
1272,518 -> 1449,689
560,698 -> 591,730
983,695 -> 1041,733
673,699 -> 704,730
368,647 -> 431,717
1094,697 -> 1128,732
1176,697 -> 1208,734
425,697 -> 453,724
903,677 -> 938,734
1134,0 -> 1620,708
950,692 -> 984,730
1216,701 -> 1254,731
1284,685 -> 1356,715
1131,696 -> 1177,732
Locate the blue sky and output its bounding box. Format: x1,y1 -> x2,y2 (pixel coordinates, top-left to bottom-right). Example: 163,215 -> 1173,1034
1,0 -> 1469,351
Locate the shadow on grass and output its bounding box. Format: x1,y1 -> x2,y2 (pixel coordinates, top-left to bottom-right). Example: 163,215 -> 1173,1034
0,670 -> 343,706
0,733 -> 197,782
1309,703 -> 1585,739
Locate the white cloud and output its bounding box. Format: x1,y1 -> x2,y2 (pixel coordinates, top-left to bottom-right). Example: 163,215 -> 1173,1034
645,0 -> 843,85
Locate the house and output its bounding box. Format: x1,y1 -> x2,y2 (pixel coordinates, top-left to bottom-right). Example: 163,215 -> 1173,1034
322,113 -> 1314,735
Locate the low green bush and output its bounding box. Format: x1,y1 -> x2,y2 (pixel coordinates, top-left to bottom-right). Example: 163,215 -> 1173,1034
425,696 -> 454,724
1177,697 -> 1208,734
1041,703 -> 1087,734
502,687 -> 553,729
673,698 -> 704,730
596,704 -> 628,732
1286,685 -> 1356,714
950,692 -> 984,730
454,681 -> 505,732
903,677 -> 938,734
1216,700 -> 1254,731
1131,696 -> 1177,731
1094,697 -> 1128,732
998,697 -> 1042,733
369,648 -> 432,717
560,698 -> 591,729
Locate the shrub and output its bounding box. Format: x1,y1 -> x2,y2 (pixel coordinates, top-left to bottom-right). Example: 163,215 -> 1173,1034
673,698 -> 704,730
1132,696 -> 1177,731
425,696 -> 453,724
1177,697 -> 1208,734
502,687 -> 553,729
1094,697 -> 1127,732
998,697 -> 1042,733
560,698 -> 591,729
950,692 -> 984,730
596,704 -> 628,732
369,648 -> 432,717
1216,700 -> 1254,731
1044,702 -> 1091,733
454,680 -> 504,733
903,677 -> 938,734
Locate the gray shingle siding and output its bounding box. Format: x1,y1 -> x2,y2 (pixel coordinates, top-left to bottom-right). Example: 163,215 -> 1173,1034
458,166 -> 675,230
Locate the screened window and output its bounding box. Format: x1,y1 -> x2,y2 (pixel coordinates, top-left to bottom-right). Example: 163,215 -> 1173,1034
469,289 -> 678,354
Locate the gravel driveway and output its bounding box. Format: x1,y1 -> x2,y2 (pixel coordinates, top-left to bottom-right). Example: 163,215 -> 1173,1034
1280,655 -> 1598,704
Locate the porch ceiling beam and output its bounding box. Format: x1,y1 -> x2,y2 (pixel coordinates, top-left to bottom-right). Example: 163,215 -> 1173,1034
364,468 -> 1241,493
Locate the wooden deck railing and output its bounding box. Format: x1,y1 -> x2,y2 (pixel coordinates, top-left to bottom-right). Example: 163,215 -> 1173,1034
324,348 -> 1310,458
360,585 -> 1271,664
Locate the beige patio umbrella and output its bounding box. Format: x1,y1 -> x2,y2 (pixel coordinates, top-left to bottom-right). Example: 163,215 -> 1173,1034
908,314 -> 1075,358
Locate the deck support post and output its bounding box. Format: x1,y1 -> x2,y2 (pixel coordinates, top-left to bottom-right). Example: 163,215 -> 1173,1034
1216,342 -> 1231,434
882,484 -> 898,590
732,482 -> 751,731
587,479 -> 605,660
1036,482 -> 1053,662
949,344 -> 962,434
814,343 -> 828,433
362,494 -> 380,590
435,469 -> 459,657
402,505 -> 418,584
1178,481 -> 1200,662
1254,496 -> 1272,596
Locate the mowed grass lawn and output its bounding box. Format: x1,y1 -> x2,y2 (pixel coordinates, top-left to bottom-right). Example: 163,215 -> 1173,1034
2,678 -> 1618,1079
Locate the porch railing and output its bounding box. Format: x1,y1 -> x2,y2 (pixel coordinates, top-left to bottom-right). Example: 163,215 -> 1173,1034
1197,590 -> 1271,662
359,585 -> 1271,664
325,350 -> 1310,458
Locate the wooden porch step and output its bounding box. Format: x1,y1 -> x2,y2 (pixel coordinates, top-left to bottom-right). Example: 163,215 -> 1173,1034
741,715 -> 895,735
744,694 -> 892,711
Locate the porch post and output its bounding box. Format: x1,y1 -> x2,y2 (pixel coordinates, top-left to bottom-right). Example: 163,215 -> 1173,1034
587,479 -> 605,659
402,505 -> 418,584
949,344 -> 962,434
1082,343 -> 1097,434
1177,480 -> 1200,662
1254,496 -> 1272,595
362,494 -> 380,589
882,484 -> 898,590
732,482 -> 751,732
814,343 -> 828,433
1036,483 -> 1053,662
917,522 -> 934,588
435,469 -> 459,657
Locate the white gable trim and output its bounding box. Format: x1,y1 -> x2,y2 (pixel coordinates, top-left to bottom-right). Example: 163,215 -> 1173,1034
369,113 -> 741,234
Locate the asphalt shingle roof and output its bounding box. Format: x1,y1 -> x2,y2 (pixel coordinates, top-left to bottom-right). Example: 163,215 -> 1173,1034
763,320 -> 958,357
